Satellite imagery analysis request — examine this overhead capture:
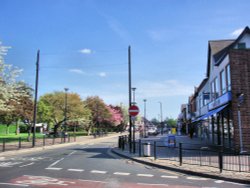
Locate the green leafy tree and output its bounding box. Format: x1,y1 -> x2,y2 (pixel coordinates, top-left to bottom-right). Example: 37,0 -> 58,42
85,96 -> 111,133
38,92 -> 91,135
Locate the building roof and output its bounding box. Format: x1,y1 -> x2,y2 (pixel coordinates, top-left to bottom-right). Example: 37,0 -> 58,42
206,26 -> 250,77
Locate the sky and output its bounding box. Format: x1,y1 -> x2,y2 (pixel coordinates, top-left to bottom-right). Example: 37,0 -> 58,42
0,0 -> 250,120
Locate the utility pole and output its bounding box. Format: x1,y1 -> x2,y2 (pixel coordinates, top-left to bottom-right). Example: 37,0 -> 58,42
128,46 -> 132,153
32,50 -> 40,147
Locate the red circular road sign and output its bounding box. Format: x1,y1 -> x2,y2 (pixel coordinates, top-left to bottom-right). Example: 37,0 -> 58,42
129,105 -> 140,116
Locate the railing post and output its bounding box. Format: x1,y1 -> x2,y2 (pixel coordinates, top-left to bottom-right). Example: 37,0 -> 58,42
43,135 -> 46,146
154,141 -> 157,160
19,137 -> 21,149
139,139 -> 141,157
2,138 -> 6,152
118,136 -> 121,149
179,143 -> 182,166
218,145 -> 223,173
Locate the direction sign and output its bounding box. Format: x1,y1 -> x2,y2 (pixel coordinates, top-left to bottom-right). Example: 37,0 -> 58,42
129,105 -> 139,117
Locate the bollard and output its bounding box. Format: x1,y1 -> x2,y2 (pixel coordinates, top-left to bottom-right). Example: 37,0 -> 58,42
179,143 -> 182,166
139,139 -> 141,157
122,137 -> 125,151
19,137 -> 21,149
2,138 -> 5,152
43,135 -> 46,146
154,141 -> 157,160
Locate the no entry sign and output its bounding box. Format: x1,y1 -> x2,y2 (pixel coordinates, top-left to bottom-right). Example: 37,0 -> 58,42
128,105 -> 139,117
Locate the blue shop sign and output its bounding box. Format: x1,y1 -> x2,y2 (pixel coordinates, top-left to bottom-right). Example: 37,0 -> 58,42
208,92 -> 232,110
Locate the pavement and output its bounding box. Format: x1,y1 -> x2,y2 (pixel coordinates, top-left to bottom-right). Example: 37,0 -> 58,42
111,134 -> 250,185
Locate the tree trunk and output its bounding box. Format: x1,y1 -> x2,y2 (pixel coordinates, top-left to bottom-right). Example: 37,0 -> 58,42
6,124 -> 9,135
16,119 -> 20,135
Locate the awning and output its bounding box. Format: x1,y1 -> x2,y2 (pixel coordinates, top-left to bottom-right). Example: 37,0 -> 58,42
193,104 -> 228,122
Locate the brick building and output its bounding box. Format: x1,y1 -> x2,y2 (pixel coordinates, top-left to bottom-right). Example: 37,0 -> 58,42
179,26 -> 250,152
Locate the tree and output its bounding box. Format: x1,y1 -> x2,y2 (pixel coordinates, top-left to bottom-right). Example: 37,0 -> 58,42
38,92 -> 91,135
165,118 -> 177,128
0,42 -> 27,112
0,82 -> 33,135
85,96 -> 111,133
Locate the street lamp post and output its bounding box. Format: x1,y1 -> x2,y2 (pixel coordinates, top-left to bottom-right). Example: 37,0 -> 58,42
64,88 -> 69,134
143,99 -> 147,138
237,93 -> 245,153
158,102 -> 163,135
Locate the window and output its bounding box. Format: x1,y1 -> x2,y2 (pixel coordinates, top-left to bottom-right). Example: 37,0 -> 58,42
237,43 -> 246,49
220,69 -> 226,94
226,65 -> 231,91
211,77 -> 219,100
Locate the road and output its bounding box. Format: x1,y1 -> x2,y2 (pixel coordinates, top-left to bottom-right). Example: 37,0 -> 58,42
0,136 -> 246,188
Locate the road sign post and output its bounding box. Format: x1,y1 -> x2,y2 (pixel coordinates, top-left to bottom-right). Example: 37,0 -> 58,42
129,105 -> 139,153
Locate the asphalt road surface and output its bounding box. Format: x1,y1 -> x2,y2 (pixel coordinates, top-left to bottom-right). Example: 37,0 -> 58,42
0,136 -> 247,188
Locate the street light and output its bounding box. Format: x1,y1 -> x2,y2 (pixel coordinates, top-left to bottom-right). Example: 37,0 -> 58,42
158,102 -> 163,135
143,99 -> 147,138
237,93 -> 245,153
64,88 -> 69,133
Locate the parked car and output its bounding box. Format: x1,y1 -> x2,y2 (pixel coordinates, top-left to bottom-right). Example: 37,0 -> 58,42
147,127 -> 159,136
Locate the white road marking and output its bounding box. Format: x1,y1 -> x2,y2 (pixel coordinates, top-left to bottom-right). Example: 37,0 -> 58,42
0,182 -> 29,187
67,151 -> 76,156
187,177 -> 208,180
137,174 -> 154,177
113,172 -> 130,176
68,169 -> 84,172
48,158 -> 64,168
91,170 -> 107,174
45,167 -> 62,170
19,162 -> 35,168
137,183 -> 168,186
214,180 -> 224,183
79,179 -> 107,183
161,175 -> 179,179
214,180 -> 225,183
0,162 -> 23,167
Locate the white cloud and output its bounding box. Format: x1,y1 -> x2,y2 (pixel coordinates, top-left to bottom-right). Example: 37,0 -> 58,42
99,72 -> 107,77
230,28 -> 244,37
69,69 -> 85,74
79,48 -> 92,54
137,80 -> 194,98
148,29 -> 171,42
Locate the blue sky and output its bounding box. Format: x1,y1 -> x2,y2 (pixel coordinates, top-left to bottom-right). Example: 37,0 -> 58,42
1,0 -> 250,120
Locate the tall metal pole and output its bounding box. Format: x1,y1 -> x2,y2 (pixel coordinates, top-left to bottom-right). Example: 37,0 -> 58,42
128,46 -> 132,153
32,50 -> 40,147
64,88 -> 69,133
143,99 -> 147,137
131,87 -> 136,153
159,102 -> 163,135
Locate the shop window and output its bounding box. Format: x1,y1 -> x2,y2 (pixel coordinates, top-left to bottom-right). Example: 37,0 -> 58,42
220,69 -> 226,94
237,43 -> 246,49
226,65 -> 231,91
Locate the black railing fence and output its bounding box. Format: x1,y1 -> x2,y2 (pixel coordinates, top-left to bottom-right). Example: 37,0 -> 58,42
0,131 -> 111,153
118,135 -> 250,173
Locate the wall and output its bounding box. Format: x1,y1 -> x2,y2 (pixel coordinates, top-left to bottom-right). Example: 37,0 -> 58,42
230,49 -> 250,151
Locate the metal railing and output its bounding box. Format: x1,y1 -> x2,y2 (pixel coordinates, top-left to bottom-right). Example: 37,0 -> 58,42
0,134 -> 76,152
118,135 -> 250,173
